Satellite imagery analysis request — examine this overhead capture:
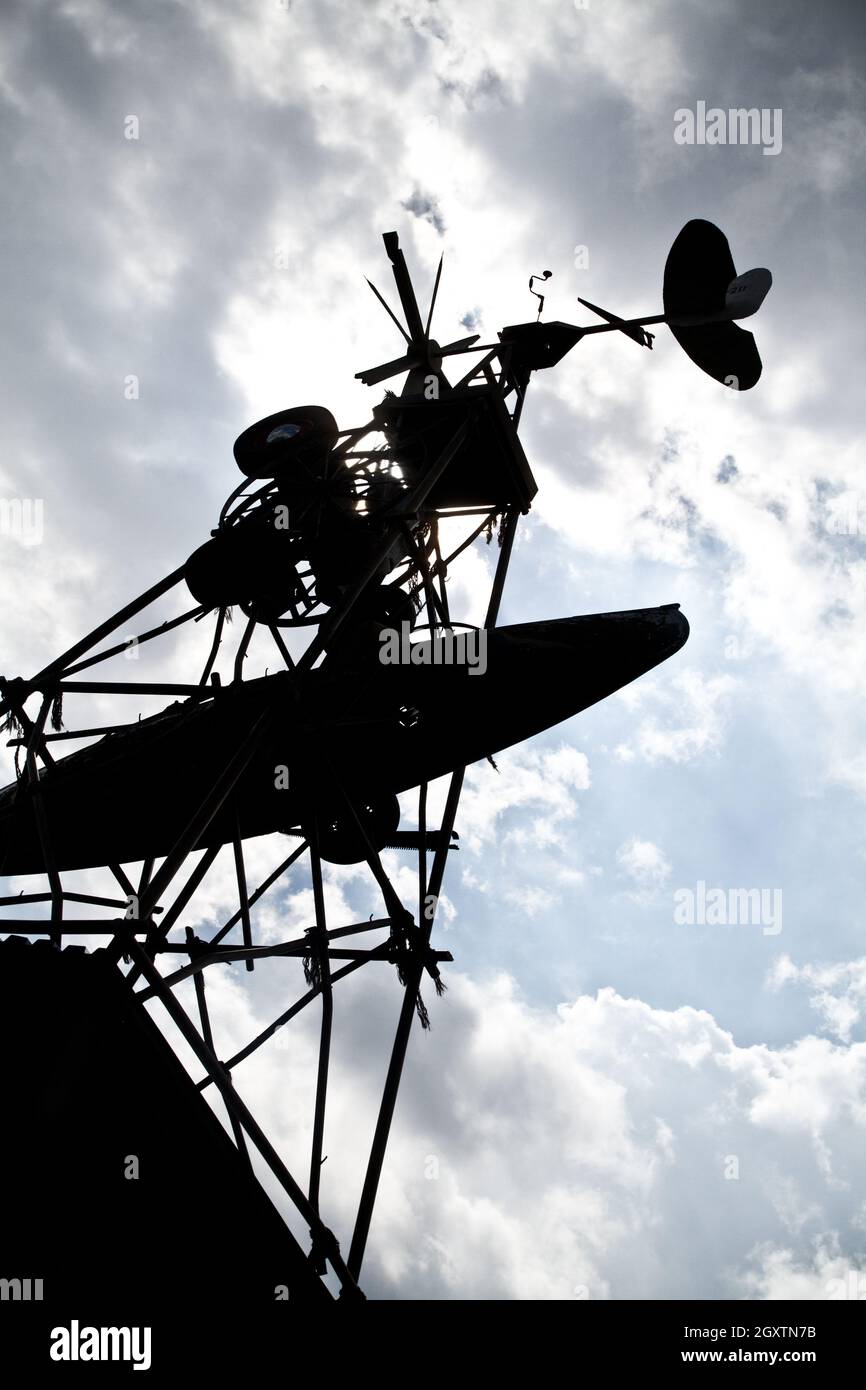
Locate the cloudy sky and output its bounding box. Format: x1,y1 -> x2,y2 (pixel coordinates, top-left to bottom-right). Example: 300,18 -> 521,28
1,0 -> 865,1300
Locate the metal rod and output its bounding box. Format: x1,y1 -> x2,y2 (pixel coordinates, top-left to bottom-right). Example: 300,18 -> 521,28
0,565 -> 188,717
426,768 -> 465,911
208,842 -> 309,948
0,890 -> 134,909
138,858 -> 155,898
109,862 -> 137,901
123,938 -> 363,1299
455,348 -> 499,390
199,607 -> 226,686
136,710 -> 272,939
425,254 -> 443,339
401,524 -> 447,627
364,278 -> 412,345
197,952 -> 385,1089
432,523 -> 451,625
8,724 -> 155,745
268,624 -> 295,671
156,845 -> 222,940
0,921 -> 155,932
439,511 -> 498,569
122,842 -> 223,979
63,606 -> 206,676
308,822 -> 333,1220
233,616 -> 256,683
136,920 -> 393,998
232,811 -> 254,973
418,780 -> 428,925
187,925 -> 253,1170
24,694 -> 63,938
347,961 -> 423,1281
348,731 -> 468,1283
484,507 -> 519,629
49,681 -> 213,697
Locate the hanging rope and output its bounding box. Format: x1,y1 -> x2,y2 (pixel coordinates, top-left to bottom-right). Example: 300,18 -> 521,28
0,710 -> 26,779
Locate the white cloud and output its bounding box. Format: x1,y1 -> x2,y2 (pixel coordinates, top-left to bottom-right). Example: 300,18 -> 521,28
617,837 -> 672,899
615,670 -> 736,765
738,1238 -> 866,1301
454,743 -> 591,853
155,965 -> 866,1299
4,0 -> 866,1306
769,955 -> 866,1043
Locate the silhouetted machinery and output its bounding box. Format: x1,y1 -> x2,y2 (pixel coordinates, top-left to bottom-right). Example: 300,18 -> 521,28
0,219 -> 770,1302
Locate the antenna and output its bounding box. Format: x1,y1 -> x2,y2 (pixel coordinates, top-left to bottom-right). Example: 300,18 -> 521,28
529,270 -> 552,320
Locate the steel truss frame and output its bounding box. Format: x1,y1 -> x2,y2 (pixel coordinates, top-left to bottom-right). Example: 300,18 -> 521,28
0,339 -> 526,1300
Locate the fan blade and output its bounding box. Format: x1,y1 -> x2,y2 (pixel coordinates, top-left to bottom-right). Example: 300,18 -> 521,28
365,278 -> 412,346
425,254 -> 444,340
355,352 -> 423,386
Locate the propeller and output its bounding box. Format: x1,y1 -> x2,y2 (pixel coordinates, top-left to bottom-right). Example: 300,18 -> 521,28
355,233 -> 480,389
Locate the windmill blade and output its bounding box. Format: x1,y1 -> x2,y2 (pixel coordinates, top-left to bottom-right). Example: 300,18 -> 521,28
365,278 -> 412,346
354,336 -> 478,387
354,351 -> 423,386
438,334 -> 481,355
383,232 -> 426,343
424,253 -> 444,340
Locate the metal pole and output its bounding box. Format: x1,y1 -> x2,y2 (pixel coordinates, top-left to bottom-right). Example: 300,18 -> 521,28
307,823 -> 333,1226
208,841 -> 308,948
232,811 -> 254,973
24,694 -> 64,938
186,926 -> 253,1171
484,507 -> 519,629
136,710 -> 273,940
196,951 -> 386,1089
0,565 -> 187,716
123,938 -> 363,1299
